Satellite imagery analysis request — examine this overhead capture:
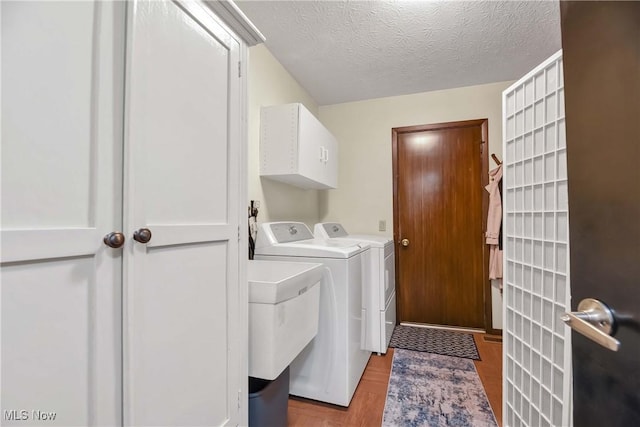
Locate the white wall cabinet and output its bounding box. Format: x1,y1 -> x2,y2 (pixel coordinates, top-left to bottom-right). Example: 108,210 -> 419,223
1,1 -> 261,426
260,103 -> 339,189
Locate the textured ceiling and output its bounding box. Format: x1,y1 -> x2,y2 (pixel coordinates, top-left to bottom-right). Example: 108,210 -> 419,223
236,0 -> 561,105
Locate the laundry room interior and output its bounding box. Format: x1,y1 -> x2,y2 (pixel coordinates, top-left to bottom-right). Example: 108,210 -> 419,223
3,1 -> 638,427
245,28 -> 508,427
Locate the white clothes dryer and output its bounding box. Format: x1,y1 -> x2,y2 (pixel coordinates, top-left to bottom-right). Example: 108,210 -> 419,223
254,222 -> 371,407
314,222 -> 396,354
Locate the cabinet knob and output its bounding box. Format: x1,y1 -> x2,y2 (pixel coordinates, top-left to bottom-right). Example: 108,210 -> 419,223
104,232 -> 125,248
133,228 -> 152,244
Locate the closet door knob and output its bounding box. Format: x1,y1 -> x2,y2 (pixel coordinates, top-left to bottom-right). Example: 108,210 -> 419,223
401,238 -> 410,247
133,228 -> 152,244
104,232 -> 125,248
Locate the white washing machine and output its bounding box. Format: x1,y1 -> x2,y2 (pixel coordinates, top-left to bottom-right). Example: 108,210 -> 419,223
314,222 -> 396,355
254,222 -> 371,407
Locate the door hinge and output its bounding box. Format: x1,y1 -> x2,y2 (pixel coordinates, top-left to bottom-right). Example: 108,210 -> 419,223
238,226 -> 241,241
238,61 -> 242,78
480,140 -> 485,154
238,390 -> 242,409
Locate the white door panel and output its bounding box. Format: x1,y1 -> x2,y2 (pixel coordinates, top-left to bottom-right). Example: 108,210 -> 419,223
2,259 -> 95,423
129,3 -> 232,226
1,1 -> 96,229
124,1 -> 242,425
129,243 -> 230,425
140,224 -> 236,248
1,229 -> 103,263
1,1 -> 124,426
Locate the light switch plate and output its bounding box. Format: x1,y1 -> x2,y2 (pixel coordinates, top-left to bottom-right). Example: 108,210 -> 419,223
378,220 -> 386,232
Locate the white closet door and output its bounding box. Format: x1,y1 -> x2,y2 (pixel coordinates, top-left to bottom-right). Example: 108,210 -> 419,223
1,2 -> 124,425
503,51 -> 572,427
123,1 -> 243,425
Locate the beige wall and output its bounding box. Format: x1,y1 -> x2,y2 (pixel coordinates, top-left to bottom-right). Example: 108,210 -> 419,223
317,80 -> 513,237
247,44 -> 322,227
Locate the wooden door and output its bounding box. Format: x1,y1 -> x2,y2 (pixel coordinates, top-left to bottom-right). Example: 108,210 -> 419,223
1,2 -> 124,425
123,1 -> 244,425
393,120 -> 489,329
560,2 -> 640,424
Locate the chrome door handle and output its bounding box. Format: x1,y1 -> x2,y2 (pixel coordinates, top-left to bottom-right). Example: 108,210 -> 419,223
103,231 -> 125,248
133,228 -> 152,244
561,298 -> 620,351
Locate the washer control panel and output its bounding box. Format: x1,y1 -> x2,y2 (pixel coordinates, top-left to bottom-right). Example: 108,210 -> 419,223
322,222 -> 348,238
270,222 -> 314,243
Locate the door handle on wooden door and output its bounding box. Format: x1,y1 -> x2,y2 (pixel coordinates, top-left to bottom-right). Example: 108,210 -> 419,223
562,298 -> 620,351
401,239 -> 409,247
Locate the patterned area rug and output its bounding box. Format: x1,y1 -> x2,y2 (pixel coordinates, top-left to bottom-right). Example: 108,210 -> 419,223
389,325 -> 480,360
382,349 -> 497,427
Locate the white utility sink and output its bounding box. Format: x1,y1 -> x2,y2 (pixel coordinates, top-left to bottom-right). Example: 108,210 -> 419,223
248,260 -> 323,380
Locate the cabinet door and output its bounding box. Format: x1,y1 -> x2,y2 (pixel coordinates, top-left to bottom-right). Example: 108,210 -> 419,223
123,1 -> 245,425
323,129 -> 339,189
1,2 -> 124,425
297,105 -> 328,188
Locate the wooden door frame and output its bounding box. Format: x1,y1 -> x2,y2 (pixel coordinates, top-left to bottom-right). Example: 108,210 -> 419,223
392,118 -> 498,334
